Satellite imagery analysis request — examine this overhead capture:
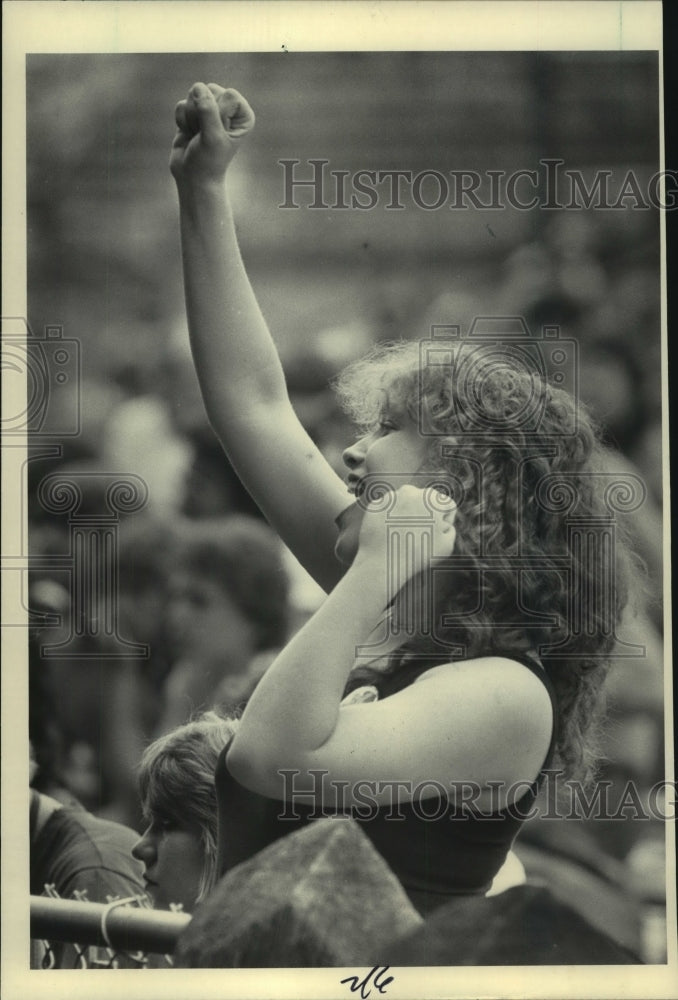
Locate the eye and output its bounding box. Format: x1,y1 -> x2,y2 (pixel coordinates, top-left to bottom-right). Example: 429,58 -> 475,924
378,418 -> 398,434
152,815 -> 177,835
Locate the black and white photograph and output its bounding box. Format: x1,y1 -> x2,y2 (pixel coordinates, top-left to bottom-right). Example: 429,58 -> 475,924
2,3 -> 675,998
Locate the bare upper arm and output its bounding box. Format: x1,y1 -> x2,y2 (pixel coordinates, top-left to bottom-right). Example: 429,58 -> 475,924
232,657 -> 555,809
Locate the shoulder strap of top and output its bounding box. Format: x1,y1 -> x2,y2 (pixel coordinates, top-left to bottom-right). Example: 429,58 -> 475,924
372,648 -> 555,697
372,648 -> 559,766
496,651 -> 558,712
493,650 -> 559,772
495,650 -> 555,691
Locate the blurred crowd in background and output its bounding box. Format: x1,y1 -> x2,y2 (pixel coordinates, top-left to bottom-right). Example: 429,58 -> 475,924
23,51 -> 666,960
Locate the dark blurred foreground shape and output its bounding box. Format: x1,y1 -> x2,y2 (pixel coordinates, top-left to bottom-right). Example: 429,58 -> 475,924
175,818 -> 640,968
176,818 -> 423,968
31,817 -> 649,967
380,884 -> 640,966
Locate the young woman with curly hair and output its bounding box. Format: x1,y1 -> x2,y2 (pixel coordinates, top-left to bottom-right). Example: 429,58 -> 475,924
332,341 -> 632,787
169,82 -> 634,913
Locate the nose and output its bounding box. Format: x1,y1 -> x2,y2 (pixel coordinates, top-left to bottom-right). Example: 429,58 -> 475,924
342,434 -> 368,472
132,827 -> 157,866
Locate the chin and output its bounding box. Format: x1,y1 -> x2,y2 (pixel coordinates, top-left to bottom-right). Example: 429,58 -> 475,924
144,887 -> 158,908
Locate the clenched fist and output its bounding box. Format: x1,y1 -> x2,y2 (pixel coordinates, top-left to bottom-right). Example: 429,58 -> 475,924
170,82 -> 255,184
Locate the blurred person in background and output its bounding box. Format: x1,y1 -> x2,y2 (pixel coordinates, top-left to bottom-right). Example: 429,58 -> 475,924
30,780 -> 145,903
132,712 -> 237,912
155,515 -> 290,734
98,514 -> 181,827
27,462 -> 188,818
29,590 -> 77,806
180,420 -> 265,520
30,750 -> 145,969
28,572 -> 137,813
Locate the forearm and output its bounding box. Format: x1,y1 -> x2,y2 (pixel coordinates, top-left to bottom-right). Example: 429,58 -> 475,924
227,553 -> 387,769
177,178 -> 289,424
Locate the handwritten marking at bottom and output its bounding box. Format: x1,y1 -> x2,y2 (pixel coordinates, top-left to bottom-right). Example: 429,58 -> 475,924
340,966 -> 394,999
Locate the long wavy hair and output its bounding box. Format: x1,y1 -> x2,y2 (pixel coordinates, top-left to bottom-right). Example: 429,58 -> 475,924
334,339 -> 637,783
137,712 -> 238,905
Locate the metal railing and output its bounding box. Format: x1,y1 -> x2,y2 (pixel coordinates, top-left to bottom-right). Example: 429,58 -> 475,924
30,893 -> 191,969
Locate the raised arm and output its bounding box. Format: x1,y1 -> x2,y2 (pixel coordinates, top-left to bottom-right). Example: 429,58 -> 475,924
170,83 -> 349,591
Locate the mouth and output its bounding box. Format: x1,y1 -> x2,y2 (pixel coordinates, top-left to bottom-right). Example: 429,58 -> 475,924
143,875 -> 158,888
346,476 -> 366,499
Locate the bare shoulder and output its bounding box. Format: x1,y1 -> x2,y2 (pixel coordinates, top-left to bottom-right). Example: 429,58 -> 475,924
412,656 -> 554,776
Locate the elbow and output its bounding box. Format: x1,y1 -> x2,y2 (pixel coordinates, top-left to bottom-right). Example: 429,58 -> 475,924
201,404 -> 231,445
225,737 -> 279,797
226,733 -> 317,801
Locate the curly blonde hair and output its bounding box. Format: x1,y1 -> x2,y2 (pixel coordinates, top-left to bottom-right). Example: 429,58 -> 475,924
334,340 -> 637,783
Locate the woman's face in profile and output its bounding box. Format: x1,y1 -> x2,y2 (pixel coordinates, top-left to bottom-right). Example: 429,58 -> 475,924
132,817 -> 205,912
335,406 -> 435,566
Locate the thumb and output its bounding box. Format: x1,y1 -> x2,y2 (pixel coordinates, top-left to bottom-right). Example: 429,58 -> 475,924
188,82 -> 224,142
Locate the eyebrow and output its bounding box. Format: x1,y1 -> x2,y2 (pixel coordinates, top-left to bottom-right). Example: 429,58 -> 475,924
144,800 -> 173,823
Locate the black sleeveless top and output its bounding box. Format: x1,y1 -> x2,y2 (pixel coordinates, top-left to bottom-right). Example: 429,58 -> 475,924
214,653 -> 557,914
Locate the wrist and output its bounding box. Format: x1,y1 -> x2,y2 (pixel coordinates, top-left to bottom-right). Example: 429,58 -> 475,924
175,174 -> 229,206
352,544 -> 422,604
348,550 -> 392,597
177,180 -> 236,234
